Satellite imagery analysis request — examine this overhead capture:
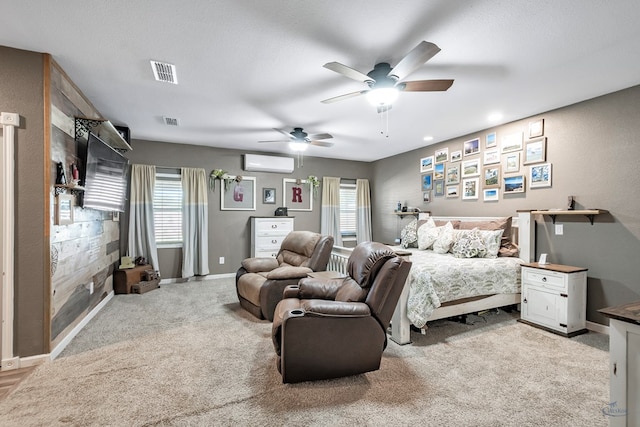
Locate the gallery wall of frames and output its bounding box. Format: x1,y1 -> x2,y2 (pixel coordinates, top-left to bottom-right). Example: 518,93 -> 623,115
419,119 -> 550,203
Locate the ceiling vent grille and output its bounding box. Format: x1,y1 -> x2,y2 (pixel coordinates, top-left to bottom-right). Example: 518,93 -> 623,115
150,60 -> 178,84
163,117 -> 180,126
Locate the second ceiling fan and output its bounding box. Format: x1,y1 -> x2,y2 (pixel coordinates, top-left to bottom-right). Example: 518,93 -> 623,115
321,41 -> 454,111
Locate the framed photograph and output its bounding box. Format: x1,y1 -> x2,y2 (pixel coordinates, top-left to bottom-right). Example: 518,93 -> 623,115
446,165 -> 460,184
263,187 -> 276,204
462,158 -> 480,177
504,152 -> 521,173
55,194 -> 74,225
486,132 -> 497,148
421,174 -> 433,191
462,178 -> 479,200
483,149 -> 500,165
529,119 -> 544,138
283,178 -> 313,211
450,150 -> 462,162
503,174 -> 525,194
529,163 -> 552,188
221,176 -> 256,210
423,191 -> 431,203
483,188 -> 499,202
524,137 -> 547,165
434,180 -> 445,197
501,132 -> 523,153
463,138 -> 481,156
446,185 -> 459,198
483,165 -> 500,188
434,163 -> 445,180
420,156 -> 434,173
435,147 -> 449,163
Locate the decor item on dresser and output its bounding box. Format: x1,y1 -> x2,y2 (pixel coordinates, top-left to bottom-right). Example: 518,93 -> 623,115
236,231 -> 334,321
271,241 -> 411,383
221,175 -> 256,210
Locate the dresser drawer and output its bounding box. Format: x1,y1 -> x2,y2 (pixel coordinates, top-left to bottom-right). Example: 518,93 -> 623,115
522,268 -> 566,291
255,235 -> 288,250
255,250 -> 280,258
255,220 -> 294,233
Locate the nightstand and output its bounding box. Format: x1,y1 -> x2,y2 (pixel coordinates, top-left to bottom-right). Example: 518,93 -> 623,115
518,262 -> 588,337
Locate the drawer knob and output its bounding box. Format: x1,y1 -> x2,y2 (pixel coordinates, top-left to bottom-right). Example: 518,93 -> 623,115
272,224 -> 277,228
542,277 -> 547,282
272,239 -> 277,243
523,298 -> 528,304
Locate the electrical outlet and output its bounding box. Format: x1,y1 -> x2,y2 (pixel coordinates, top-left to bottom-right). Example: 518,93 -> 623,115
219,256 -> 225,264
555,224 -> 564,235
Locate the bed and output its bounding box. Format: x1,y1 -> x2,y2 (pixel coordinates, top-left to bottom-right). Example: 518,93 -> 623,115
328,211 -> 536,345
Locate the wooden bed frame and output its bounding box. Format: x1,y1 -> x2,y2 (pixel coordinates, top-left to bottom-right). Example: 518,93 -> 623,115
327,211 -> 536,345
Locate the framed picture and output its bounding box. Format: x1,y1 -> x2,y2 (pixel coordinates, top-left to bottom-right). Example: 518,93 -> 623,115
446,185 -> 459,198
462,178 -> 479,200
504,152 -> 521,173
434,163 -> 445,180
503,174 -> 525,194
421,174 -> 433,191
435,148 -> 449,163
483,165 -> 500,188
420,156 -> 434,173
483,188 -> 499,202
450,150 -> 462,162
283,178 -> 313,211
263,187 -> 276,204
114,125 -> 131,145
55,194 -> 74,225
486,132 -> 497,148
463,138 -> 481,156
221,176 -> 256,210
446,165 -> 460,184
529,119 -> 544,138
529,163 -> 552,188
483,149 -> 500,165
434,180 -> 445,197
524,137 -> 547,165
462,158 -> 480,177
423,191 -> 431,203
501,132 -> 523,153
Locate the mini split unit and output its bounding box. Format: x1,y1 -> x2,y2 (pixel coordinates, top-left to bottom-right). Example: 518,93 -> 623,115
243,154 -> 294,173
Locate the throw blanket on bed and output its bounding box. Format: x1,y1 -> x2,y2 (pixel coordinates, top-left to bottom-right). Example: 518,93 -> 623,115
403,249 -> 523,327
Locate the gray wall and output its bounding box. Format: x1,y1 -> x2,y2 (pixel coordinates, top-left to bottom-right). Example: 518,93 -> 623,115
371,85 -> 640,325
124,140 -> 371,278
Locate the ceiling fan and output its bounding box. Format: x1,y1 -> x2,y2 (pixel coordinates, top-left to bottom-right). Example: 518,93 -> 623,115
258,127 -> 334,151
321,41 -> 454,111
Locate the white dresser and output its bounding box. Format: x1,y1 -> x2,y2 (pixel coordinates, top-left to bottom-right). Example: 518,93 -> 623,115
250,216 -> 294,258
519,262 -> 588,337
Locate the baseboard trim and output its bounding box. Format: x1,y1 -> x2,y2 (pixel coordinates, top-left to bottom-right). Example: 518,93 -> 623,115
159,273 -> 235,284
50,291 -> 114,360
586,320 -> 608,335
17,354 -> 50,368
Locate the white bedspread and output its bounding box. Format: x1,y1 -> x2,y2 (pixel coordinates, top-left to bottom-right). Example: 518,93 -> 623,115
398,249 -> 523,327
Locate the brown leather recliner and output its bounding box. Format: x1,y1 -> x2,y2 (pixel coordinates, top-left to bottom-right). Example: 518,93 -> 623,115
236,231 -> 334,321
271,241 -> 412,383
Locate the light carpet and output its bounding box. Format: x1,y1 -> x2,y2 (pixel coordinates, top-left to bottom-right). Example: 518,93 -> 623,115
0,277 -> 611,426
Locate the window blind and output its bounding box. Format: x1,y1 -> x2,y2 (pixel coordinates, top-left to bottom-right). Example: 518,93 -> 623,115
154,173 -> 182,245
339,183 -> 356,236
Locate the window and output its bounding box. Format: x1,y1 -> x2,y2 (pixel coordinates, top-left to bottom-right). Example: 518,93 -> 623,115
154,173 -> 182,246
339,183 -> 356,240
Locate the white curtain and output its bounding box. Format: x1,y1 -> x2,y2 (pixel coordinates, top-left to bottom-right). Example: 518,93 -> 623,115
181,167 -> 209,277
128,164 -> 159,270
356,178 -> 372,243
320,176 -> 343,246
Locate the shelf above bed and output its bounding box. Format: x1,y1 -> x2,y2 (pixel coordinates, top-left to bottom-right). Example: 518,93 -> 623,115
531,209 -> 608,225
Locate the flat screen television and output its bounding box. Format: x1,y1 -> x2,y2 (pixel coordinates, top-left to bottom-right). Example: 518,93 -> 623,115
80,132 -> 129,212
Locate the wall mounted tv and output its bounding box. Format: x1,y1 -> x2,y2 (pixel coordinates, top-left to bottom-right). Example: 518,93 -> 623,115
80,132 -> 129,212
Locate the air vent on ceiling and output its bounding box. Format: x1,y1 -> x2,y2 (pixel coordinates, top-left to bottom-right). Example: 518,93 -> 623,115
150,60 -> 178,84
163,116 -> 180,126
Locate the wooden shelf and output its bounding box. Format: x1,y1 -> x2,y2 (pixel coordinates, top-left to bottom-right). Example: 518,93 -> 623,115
75,117 -> 132,152
531,209 -> 608,225
54,184 -> 85,196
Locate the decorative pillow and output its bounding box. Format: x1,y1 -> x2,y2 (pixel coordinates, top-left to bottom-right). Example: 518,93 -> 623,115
433,222 -> 455,254
458,217 -> 516,257
417,218 -> 438,250
400,219 -> 418,248
477,229 -> 505,258
451,228 -> 487,258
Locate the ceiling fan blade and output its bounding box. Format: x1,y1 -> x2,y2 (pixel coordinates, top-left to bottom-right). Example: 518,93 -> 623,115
258,139 -> 290,143
308,133 -> 333,140
401,79 -> 454,92
309,140 -> 335,147
389,41 -> 441,81
323,62 -> 373,83
274,128 -> 294,137
321,90 -> 369,104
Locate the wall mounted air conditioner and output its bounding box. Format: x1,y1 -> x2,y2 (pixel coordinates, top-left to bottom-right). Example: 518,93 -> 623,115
243,154 -> 294,173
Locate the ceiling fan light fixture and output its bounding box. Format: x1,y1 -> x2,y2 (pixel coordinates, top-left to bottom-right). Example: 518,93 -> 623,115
366,87 -> 399,107
289,141 -> 308,152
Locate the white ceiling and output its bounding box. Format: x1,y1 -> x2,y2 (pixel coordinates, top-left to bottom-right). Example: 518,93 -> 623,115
2,1 -> 640,162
